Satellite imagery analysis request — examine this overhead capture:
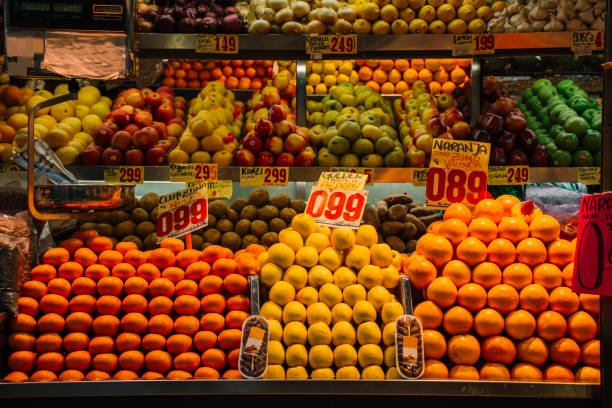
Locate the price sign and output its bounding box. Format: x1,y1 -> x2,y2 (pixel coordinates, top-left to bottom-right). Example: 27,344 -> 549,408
169,163 -> 218,183
104,166 -> 144,184
186,180 -> 233,200
473,34 -> 495,54
577,167 -> 601,185
572,193 -> 612,295
196,34 -> 238,54
452,34 -> 494,56
305,185 -> 368,229
156,184 -> 208,243
330,167 -> 373,185
306,35 -> 357,58
0,164 -> 21,172
318,171 -> 368,190
571,31 -> 604,56
426,139 -> 490,209
452,34 -> 473,56
488,165 -> 529,185
412,169 -> 428,187
240,167 -> 288,187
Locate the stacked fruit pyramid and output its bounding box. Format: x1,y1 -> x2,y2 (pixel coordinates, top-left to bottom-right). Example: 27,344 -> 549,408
405,196 -> 600,382
3,235 -> 265,382
259,213 -> 406,379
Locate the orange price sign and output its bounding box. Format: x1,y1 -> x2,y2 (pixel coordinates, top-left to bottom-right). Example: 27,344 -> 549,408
426,139 -> 490,209
196,34 -> 238,54
305,186 -> 368,229
572,193 -> 612,295
104,166 -> 144,184
473,34 -> 495,54
156,184 -> 208,242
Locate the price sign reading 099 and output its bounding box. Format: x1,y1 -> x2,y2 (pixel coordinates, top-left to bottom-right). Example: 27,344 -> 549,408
156,185 -> 208,242
305,186 -> 368,229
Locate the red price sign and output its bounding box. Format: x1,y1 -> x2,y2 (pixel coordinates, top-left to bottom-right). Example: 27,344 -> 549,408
156,185 -> 208,242
305,186 -> 368,229
572,193 -> 612,295
473,34 -> 495,54
196,34 -> 238,54
104,166 -> 144,184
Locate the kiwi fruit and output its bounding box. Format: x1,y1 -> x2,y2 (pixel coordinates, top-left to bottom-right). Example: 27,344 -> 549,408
230,198 -> 248,213
280,207 -> 297,224
140,193 -> 159,212
216,219 -> 234,234
203,228 -> 221,244
234,219 -> 252,237
242,234 -> 259,248
209,200 -> 228,218
270,193 -> 291,209
269,218 -> 287,233
240,205 -> 258,221
258,205 -> 279,222
220,231 -> 241,252
131,208 -> 149,223
248,188 -> 270,208
260,231 -> 279,247
226,209 -> 239,223
250,220 -> 268,237
114,220 -> 137,239
290,200 -> 306,213
136,221 -> 156,238
121,235 -> 143,250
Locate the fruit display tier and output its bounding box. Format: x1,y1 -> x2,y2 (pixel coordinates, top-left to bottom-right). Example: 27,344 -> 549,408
136,32 -> 599,59
66,165 -> 595,184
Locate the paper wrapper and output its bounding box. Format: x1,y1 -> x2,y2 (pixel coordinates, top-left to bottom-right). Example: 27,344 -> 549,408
12,136 -> 77,184
41,32 -> 127,80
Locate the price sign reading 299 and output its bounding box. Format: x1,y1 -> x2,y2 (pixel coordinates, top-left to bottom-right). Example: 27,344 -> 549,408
305,186 -> 368,229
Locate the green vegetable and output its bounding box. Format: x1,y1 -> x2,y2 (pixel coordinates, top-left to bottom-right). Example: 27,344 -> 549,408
582,108 -> 598,123
522,88 -> 534,103
557,109 -> 578,125
567,96 -> 589,114
572,149 -> 594,166
583,129 -> 601,151
533,79 -> 552,93
552,150 -> 572,167
564,116 -> 589,136
591,114 -> 602,131
555,132 -> 579,152
550,124 -> 564,138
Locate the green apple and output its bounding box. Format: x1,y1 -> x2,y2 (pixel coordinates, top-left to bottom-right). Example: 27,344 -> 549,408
322,126 -> 338,146
436,94 -> 455,110
338,120 -> 361,142
361,153 -> 383,167
328,135 -> 351,155
384,148 -> 406,167
335,113 -> 358,128
375,136 -> 395,155
323,110 -> 341,127
362,124 -> 383,142
318,150 -> 339,167
323,100 -> 343,113
352,138 -> 374,157
309,111 -> 323,125
340,153 -> 360,167
359,112 -> 380,127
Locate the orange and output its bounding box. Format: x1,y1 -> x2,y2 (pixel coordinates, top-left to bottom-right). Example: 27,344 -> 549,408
141,371 -> 165,380
502,263 -> 532,290
218,329 -> 241,350
47,278 -> 72,298
92,314 -> 120,336
31,264 -> 57,283
442,306 -> 473,335
426,277 -> 457,309
421,235 -> 454,268
402,68 -> 418,84
138,263 -> 161,282
176,279 -> 199,296
116,332 -> 141,352
441,81 -> 456,95
496,195 -> 521,216
85,264 -> 110,281
122,293 -> 148,314
516,238 -> 547,267
519,284 -> 549,314
567,311 -> 597,343
145,350 -> 173,373
148,314 -> 174,336
414,300 -> 443,329
161,237 -> 185,254
456,237 -> 488,266
149,277 -> 176,298
372,69 -> 387,84
201,348 -> 227,371
162,266 -> 185,284
487,284 -> 519,314
72,277 -> 97,295
562,263 -> 574,287
504,310 -> 536,340
472,262 -> 502,289
11,313 -> 37,333
474,199 -> 504,224
201,245 -> 231,265
225,310 -> 249,330
581,339 -> 600,367
167,369 -> 193,379
456,283 -> 487,312
116,350 -> 144,372
201,293 -> 227,314
96,295 -> 122,315
441,260 -> 471,288
63,332 -> 90,352
174,294 -> 201,315
93,353 -> 118,373
481,335 -> 516,364
421,359 -> 449,379
35,332 -> 63,353
97,276 -> 124,296
474,308 -> 504,337
36,351 -> 64,372
194,331 -> 218,351
3,371 -> 30,382
479,363 -> 510,381
497,217 -> 529,244
167,333 -> 193,355
69,294 -> 96,314
125,249 -> 148,267
22,280 -> 48,299
443,203 -> 472,225
59,370 -> 85,381
395,81 -> 409,93
224,273 -> 248,294
87,236 -> 113,254
58,262 -> 84,281
112,263 -> 137,280
530,215 -> 560,243
579,293 -> 600,314
149,248 -> 176,270
449,365 -> 479,380
73,229 -> 99,243
423,329 -> 447,359
227,294 -> 250,312
187,261 -> 212,281
177,249 -> 201,269
124,276 -> 149,295
212,258 -> 238,278
405,256 -> 437,290
227,348 -> 240,369
517,336 -> 549,366
174,315 -> 200,335
547,239 -> 575,268
85,370 -> 110,381
537,310 -> 567,341
575,366 -> 600,383
511,363 -> 543,381
74,248 -> 98,269
549,337 -> 580,367
428,81 -> 441,95
113,370 -> 139,380
446,334 -> 480,365
439,218 -> 469,245
42,247 -> 70,266
98,250 -> 124,269
9,332 -> 37,351
487,238 -> 516,267
18,296 -> 39,316
549,286 -> 579,316
30,370 -> 58,382
147,296 -> 173,316
121,312 -> 148,334
142,333 -> 166,351
533,263 -> 562,290
200,313 -> 226,333
88,336 -> 114,355
417,68 -> 432,84
236,256 -> 260,277
8,350 -> 36,373
174,352 -> 201,372
544,364 -> 574,382
115,241 -> 138,255
65,312 -> 93,332
195,366 -> 220,379
37,313 -> 65,333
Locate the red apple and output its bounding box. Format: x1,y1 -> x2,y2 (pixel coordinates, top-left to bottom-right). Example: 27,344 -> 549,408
269,104 -> 287,123
79,147 -> 101,165
275,120 -> 296,138
262,88 -> 281,108
256,151 -> 275,166
296,147 -> 316,167
126,92 -> 145,108
111,109 -> 132,128
141,88 -> 153,97
145,92 -> 163,109
264,136 -> 284,155
124,149 -> 145,166
93,125 -> 115,148
284,133 -> 307,154
235,149 -> 256,166
124,123 -> 141,135
152,143 -> 170,152
150,121 -> 167,138
443,107 -> 464,127
254,118 -> 274,138
156,86 -> 174,97
102,147 -> 123,165
134,111 -> 153,128
145,147 -> 166,166
406,147 -> 427,167
155,104 -> 175,123
104,122 -> 119,133
133,127 -> 159,150
243,133 -> 263,153
276,152 -> 295,166
111,130 -> 132,151
426,116 -> 446,137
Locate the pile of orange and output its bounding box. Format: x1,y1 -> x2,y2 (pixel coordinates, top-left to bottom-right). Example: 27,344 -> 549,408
355,59 -> 471,95
4,233 -> 264,382
162,60 -> 274,90
404,196 -> 600,383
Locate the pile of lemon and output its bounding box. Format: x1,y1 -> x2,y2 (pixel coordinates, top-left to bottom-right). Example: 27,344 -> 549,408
259,213 -> 406,379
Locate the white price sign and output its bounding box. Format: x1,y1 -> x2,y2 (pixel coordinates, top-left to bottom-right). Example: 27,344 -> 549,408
305,186 -> 368,229
156,184 -> 209,242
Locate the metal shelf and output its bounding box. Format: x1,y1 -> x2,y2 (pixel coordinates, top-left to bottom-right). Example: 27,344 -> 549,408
68,166 -> 594,184
136,32 -> 594,60
0,380 -> 599,399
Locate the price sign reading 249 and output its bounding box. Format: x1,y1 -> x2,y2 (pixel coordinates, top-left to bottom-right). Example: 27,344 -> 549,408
305,186 -> 368,229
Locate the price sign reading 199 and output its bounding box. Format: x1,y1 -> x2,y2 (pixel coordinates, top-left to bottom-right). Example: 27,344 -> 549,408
305,186 -> 368,228
473,34 -> 495,54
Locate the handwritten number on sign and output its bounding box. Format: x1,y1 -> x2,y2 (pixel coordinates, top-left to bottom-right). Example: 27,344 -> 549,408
576,222 -> 604,290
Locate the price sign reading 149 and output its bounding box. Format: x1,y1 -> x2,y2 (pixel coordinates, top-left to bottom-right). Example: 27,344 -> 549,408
196,34 -> 238,54
305,186 -> 368,229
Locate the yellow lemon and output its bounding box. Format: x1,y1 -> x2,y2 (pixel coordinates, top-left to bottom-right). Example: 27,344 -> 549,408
319,247 -> 343,271
279,229 -> 304,253
179,136 -> 200,155
34,115 -> 57,130
357,321 -> 382,345
212,150 -> 233,166
268,243 -> 296,269
57,123 -> 75,136
269,319 -> 283,341
370,243 -> 393,267
7,113 -> 28,130
286,366 -> 308,379
307,321 -> 332,345
382,322 -> 396,346
295,246 -> 319,268
343,284 -> 367,307
261,263 -> 284,287
75,105 -> 90,120
308,265 -> 333,288
337,366 -> 361,379
90,102 -> 110,120
34,89 -> 52,99
33,123 -> 49,139
263,365 -> 285,379
190,151 -> 211,163
77,86 -> 101,106
282,301 -> 307,324
269,280 -> 296,306
296,286 -> 318,306
50,102 -> 74,122
291,213 -> 317,238
345,245 -> 371,270
43,128 -> 70,149
61,117 -> 82,134
54,84 -> 69,95
381,266 -> 401,289
358,344 -> 384,367
283,321 -> 307,346
283,265 -> 308,290
333,267 -> 357,290
318,283 -> 343,308
334,344 -> 358,368
25,96 -> 49,116
285,344 -> 308,366
353,300 -> 377,324
260,301 -> 283,321
386,367 -> 402,379
100,96 -> 113,107
55,146 -> 79,166
68,139 -> 85,152
384,345 -> 396,367
309,345 -> 334,369
81,114 -> 103,135
381,301 -> 404,324
332,321 -> 357,346
358,265 -> 383,289
331,228 -> 356,250
268,340 -> 285,365
356,224 -> 378,247
331,303 -> 353,324
306,302 -> 332,325
316,226 -> 331,236
367,286 -> 391,311
306,233 -> 331,253
168,149 -> 189,164
311,368 -> 335,379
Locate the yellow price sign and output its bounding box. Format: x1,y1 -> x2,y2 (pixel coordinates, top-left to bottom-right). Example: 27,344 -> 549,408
240,167 -> 288,187
187,180 -> 233,200
306,35 -> 356,57
577,167 -> 601,185
488,165 -> 529,185
412,169 -> 428,187
0,164 -> 21,172
196,34 -> 238,54
104,166 -> 144,184
329,167 -> 373,185
169,163 -> 218,183
571,31 -> 604,55
452,34 -> 494,56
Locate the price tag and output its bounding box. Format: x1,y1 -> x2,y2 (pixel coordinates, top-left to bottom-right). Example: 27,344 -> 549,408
412,169 -> 428,187
330,167 -> 373,185
318,171 -> 368,190
572,193 -> 612,295
306,35 -> 357,56
169,163 -> 218,183
0,164 -> 21,172
577,167 -> 601,185
452,34 -> 473,56
473,34 -> 495,54
156,184 -> 208,242
196,34 -> 238,54
239,167 -> 288,187
426,139 -> 490,209
186,180 -> 233,200
452,34 -> 495,56
571,31 -> 604,56
488,165 -> 529,185
305,185 -> 368,229
104,166 -> 144,184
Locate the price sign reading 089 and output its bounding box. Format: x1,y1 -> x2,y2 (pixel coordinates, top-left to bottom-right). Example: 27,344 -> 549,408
156,184 -> 208,243
305,186 -> 368,229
